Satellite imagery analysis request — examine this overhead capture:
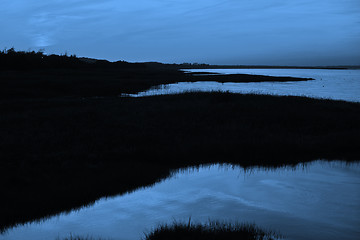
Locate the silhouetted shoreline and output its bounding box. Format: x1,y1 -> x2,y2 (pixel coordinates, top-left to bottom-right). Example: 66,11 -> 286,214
0,50 -> 359,234
0,49 -> 314,100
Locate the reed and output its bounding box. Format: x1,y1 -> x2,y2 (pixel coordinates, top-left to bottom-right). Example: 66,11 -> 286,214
144,220 -> 281,240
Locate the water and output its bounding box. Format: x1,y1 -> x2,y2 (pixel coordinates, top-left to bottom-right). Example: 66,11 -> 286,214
125,69 -> 360,102
2,161 -> 359,240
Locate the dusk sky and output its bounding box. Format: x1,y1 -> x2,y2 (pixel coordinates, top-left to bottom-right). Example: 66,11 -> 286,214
1,0 -> 359,65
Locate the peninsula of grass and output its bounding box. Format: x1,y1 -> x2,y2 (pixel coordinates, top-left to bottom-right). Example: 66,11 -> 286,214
0,50 -> 359,232
0,49 -> 312,100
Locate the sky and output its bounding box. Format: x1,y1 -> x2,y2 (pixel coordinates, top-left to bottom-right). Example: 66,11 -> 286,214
1,0 -> 360,65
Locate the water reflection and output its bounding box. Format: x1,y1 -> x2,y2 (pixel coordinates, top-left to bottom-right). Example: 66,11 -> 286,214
125,69 -> 360,102
1,161 -> 359,240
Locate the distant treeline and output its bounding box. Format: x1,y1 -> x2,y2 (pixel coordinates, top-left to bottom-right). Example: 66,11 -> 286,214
0,48 -> 204,71
0,48 -> 146,70
178,64 -> 354,70
1,48 -> 357,70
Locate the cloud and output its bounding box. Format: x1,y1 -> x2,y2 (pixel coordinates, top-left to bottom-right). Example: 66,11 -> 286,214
32,33 -> 54,47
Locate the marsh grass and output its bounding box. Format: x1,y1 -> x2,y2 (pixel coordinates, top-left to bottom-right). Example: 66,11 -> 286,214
144,220 -> 281,240
1,92 -> 359,231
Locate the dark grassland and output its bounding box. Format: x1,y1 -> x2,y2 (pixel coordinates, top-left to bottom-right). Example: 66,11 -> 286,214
0,50 -> 359,233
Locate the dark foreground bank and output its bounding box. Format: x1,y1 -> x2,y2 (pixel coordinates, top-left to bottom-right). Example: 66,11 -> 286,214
1,91 -> 359,231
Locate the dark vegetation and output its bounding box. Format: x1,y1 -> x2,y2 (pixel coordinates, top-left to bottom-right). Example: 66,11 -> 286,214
0,50 -> 359,233
0,47 -> 135,70
1,92 -> 359,232
144,220 -> 280,240
0,48 -> 313,100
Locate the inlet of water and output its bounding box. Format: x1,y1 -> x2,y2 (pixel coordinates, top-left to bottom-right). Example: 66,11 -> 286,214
124,69 -> 360,102
2,160 -> 359,240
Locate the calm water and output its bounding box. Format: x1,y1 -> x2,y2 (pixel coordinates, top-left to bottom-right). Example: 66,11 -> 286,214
2,161 -> 359,240
125,68 -> 360,102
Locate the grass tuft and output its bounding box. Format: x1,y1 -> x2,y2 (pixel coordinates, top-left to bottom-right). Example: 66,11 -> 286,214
144,220 -> 281,240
